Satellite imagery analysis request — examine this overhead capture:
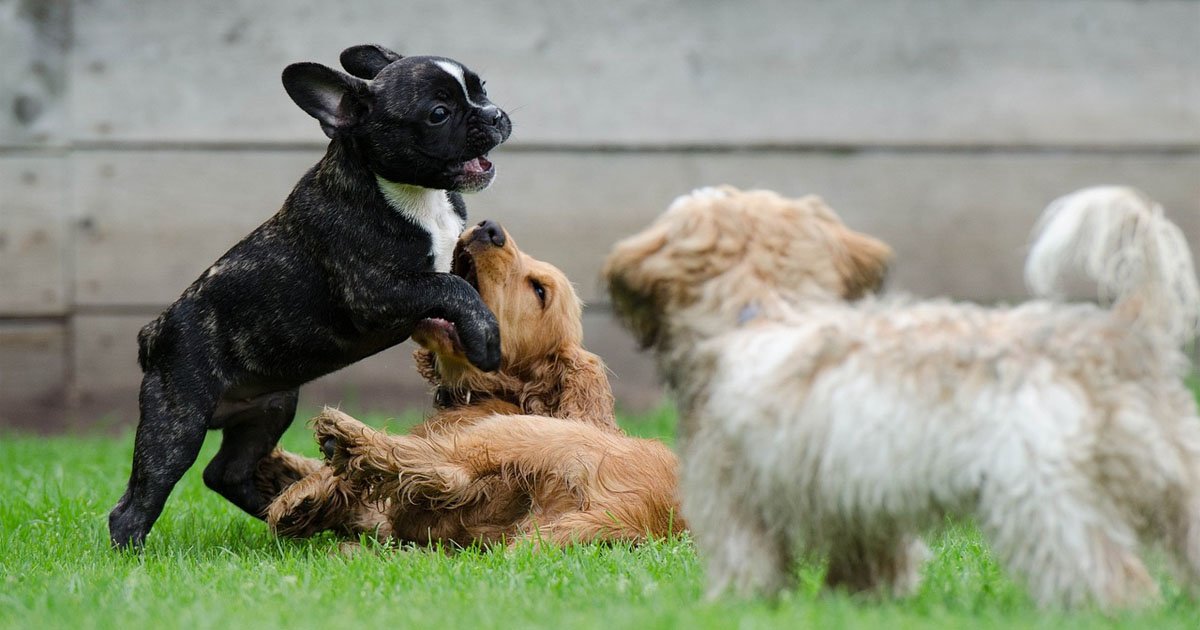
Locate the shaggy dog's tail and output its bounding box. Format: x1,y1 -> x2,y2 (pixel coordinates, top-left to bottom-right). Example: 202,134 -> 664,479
1025,186 -> 1200,345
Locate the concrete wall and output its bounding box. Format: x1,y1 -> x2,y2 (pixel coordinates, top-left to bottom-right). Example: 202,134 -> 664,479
1,0 -> 1197,430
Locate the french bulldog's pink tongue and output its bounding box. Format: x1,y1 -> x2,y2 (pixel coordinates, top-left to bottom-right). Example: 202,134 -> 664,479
464,157 -> 492,174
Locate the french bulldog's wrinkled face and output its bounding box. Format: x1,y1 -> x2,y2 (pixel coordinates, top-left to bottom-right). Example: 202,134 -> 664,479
283,45 -> 512,192
364,56 -> 511,192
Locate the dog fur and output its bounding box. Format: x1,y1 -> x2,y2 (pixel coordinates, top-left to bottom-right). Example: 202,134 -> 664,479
603,185 -> 1200,609
260,222 -> 682,547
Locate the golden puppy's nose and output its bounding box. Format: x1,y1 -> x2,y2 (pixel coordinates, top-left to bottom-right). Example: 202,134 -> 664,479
474,219 -> 506,247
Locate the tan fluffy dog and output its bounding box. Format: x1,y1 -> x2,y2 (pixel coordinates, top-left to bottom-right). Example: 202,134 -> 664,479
257,221 -> 682,547
603,185 -> 1200,609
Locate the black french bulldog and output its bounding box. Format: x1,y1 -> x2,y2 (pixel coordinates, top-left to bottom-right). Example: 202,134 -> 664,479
108,44 -> 511,549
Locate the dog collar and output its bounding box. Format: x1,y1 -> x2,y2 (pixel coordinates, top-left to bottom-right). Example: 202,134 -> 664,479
433,387 -> 491,409
737,302 -> 762,326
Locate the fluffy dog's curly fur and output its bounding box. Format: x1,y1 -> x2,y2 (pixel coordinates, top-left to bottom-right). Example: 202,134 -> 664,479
603,185 -> 1200,609
258,221 -> 682,546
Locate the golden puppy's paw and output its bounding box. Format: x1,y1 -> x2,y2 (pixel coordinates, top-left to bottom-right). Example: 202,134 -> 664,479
310,407 -> 374,469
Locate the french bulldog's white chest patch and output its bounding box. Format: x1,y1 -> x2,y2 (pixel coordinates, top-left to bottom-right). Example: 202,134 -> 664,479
376,177 -> 464,272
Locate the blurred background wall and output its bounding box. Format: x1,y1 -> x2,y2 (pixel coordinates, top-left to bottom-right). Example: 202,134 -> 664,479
1,0 -> 1197,431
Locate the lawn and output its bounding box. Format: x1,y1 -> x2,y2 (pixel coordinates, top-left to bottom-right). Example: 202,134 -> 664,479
3,390 -> 1200,630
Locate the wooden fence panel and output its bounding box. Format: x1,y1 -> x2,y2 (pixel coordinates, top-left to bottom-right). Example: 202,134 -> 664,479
72,149 -> 1200,306
71,150 -> 317,306
0,0 -> 68,146
0,155 -> 68,314
0,322 -> 67,429
69,0 -> 1199,146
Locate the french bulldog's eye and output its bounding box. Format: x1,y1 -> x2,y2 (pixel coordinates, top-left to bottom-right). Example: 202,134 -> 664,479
530,278 -> 547,307
428,106 -> 450,125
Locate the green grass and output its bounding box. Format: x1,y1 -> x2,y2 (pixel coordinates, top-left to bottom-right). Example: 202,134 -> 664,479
3,391 -> 1200,629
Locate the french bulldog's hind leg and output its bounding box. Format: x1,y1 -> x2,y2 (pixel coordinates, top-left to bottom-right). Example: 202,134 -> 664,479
108,370 -> 216,549
204,389 -> 299,519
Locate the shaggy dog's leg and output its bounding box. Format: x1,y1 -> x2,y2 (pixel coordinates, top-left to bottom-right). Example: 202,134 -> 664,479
1174,494 -> 1200,595
824,533 -> 929,597
979,480 -> 1157,609
1167,492 -> 1200,597
1150,407 -> 1200,595
697,502 -> 791,600
683,439 -> 791,600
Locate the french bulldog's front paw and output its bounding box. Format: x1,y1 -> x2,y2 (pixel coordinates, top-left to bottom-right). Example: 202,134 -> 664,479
460,315 -> 501,372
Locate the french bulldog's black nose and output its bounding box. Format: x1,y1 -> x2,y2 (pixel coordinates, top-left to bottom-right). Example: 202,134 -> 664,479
478,106 -> 505,127
475,220 -> 505,247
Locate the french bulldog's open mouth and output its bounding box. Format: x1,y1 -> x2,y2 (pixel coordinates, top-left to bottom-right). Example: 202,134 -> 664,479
451,153 -> 497,192
460,155 -> 493,176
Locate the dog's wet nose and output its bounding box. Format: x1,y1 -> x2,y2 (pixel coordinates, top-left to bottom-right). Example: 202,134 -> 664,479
481,106 -> 503,126
475,220 -> 506,247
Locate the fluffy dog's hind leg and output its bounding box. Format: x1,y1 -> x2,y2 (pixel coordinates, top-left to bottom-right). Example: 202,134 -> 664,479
698,504 -> 791,600
1159,413 -> 1200,595
683,447 -> 791,599
980,486 -> 1158,609
824,533 -> 929,598
1169,494 -> 1200,597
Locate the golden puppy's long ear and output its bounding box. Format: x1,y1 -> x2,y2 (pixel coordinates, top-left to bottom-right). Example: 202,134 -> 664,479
519,348 -> 617,429
554,349 -> 617,429
835,227 -> 893,299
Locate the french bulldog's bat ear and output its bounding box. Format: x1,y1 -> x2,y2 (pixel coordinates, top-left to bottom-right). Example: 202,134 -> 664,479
339,44 -> 403,79
282,62 -> 372,139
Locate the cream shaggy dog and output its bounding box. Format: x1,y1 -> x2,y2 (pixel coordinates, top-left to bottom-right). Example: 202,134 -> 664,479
602,185 -> 1200,609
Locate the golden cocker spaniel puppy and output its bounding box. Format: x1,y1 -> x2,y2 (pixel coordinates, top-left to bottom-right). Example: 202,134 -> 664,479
258,221 -> 683,547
